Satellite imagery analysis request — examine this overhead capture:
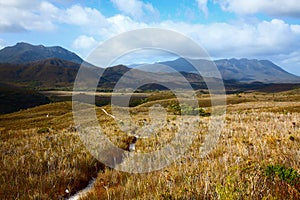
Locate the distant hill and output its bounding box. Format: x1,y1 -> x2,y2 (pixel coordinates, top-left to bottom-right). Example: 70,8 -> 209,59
145,58 -> 300,83
97,64 -> 220,90
215,58 -> 300,83
0,42 -> 83,64
0,58 -> 80,88
0,58 -> 104,89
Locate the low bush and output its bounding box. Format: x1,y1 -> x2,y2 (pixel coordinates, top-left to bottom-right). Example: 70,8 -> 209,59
168,103 -> 210,116
265,164 -> 300,191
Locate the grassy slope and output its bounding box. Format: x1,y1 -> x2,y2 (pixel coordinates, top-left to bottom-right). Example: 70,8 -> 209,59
0,102 -> 104,199
0,91 -> 300,199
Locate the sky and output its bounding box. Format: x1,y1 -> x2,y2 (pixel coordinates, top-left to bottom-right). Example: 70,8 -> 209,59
0,0 -> 300,75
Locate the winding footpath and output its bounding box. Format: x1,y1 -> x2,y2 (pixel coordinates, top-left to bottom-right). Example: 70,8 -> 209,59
67,108 -> 116,200
67,179 -> 96,200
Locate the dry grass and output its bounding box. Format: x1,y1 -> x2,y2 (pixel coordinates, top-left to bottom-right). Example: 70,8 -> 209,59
82,93 -> 300,199
0,102 -> 104,199
1,91 -> 300,199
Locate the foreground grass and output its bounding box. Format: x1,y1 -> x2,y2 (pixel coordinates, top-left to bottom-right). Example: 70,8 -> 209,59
0,102 -> 103,199
83,100 -> 300,199
0,91 -> 300,199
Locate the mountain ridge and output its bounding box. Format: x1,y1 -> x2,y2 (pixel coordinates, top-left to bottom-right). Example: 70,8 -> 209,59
151,57 -> 300,83
0,42 -> 299,84
0,42 -> 83,64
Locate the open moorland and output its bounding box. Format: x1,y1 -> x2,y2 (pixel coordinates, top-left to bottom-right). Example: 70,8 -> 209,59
1,90 -> 300,199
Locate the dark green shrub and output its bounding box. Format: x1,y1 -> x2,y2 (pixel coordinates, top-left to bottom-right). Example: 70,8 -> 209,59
168,103 -> 210,116
265,164 -> 300,190
37,127 -> 50,134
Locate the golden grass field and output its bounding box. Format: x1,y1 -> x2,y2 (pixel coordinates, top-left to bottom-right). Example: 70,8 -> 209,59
1,90 -> 300,199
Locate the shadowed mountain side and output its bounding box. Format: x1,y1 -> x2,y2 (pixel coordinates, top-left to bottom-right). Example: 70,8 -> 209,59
0,58 -> 103,89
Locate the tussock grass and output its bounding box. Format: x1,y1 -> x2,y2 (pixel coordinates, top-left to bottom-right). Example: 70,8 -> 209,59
83,99 -> 300,199
1,91 -> 300,199
0,102 -> 104,199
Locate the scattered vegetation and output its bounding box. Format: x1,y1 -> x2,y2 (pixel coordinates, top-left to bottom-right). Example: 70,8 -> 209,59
0,90 -> 300,199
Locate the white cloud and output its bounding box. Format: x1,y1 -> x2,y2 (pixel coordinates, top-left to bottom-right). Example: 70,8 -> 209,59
110,0 -> 159,21
89,17 -> 300,74
40,1 -> 59,16
216,0 -> 300,17
0,1 -> 109,33
72,35 -> 97,50
196,0 -> 209,17
0,0 -> 57,32
106,15 -> 148,35
62,5 -> 107,26
156,19 -> 300,59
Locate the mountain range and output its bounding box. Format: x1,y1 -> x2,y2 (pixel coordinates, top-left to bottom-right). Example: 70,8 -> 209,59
0,42 -> 299,87
139,58 -> 300,83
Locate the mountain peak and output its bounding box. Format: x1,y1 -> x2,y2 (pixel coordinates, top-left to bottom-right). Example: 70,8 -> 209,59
16,42 -> 33,46
0,42 -> 83,64
14,42 -> 46,50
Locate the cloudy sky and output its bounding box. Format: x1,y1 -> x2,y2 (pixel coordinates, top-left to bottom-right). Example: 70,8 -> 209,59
0,0 -> 300,75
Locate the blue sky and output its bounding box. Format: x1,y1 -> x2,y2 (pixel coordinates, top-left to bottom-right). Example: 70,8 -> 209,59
0,0 -> 300,75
